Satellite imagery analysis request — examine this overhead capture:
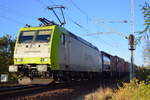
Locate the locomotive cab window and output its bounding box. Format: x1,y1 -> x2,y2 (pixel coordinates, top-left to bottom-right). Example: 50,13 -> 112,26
35,30 -> 51,42
19,31 -> 36,43
18,30 -> 51,43
61,34 -> 65,44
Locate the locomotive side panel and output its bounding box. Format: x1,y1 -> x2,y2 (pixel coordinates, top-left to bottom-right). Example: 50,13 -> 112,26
59,34 -> 102,72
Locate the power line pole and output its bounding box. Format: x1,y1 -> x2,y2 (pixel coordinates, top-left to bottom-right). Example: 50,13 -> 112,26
129,0 -> 135,80
129,34 -> 135,80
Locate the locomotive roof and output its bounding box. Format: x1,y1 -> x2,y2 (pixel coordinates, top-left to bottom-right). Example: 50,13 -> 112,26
68,32 -> 99,51
58,26 -> 99,51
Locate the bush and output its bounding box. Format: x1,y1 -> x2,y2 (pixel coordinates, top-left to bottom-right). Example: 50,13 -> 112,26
112,67 -> 150,100
112,79 -> 150,100
136,67 -> 150,84
84,68 -> 150,100
85,88 -> 113,100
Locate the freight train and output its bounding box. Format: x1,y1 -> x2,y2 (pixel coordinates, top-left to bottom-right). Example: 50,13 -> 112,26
8,22 -> 130,84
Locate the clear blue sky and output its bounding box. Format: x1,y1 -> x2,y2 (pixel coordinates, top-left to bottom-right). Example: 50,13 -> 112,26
0,0 -> 148,66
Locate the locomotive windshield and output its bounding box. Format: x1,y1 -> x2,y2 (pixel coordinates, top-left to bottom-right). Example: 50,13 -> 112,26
35,30 -> 51,42
19,30 -> 51,43
19,31 -> 35,43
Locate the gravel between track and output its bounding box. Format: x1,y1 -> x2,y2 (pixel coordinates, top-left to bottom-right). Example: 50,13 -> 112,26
14,80 -> 115,100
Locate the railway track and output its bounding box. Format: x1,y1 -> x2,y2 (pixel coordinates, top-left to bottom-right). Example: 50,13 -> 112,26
0,84 -> 48,99
0,80 -> 101,100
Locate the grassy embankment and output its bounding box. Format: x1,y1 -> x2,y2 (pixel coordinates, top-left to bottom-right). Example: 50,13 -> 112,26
85,67 -> 150,100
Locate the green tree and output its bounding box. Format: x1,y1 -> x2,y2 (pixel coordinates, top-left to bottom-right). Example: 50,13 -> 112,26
141,2 -> 150,65
140,1 -> 150,38
0,34 -> 15,74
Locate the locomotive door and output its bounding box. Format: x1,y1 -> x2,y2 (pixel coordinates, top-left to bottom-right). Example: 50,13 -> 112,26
64,34 -> 70,69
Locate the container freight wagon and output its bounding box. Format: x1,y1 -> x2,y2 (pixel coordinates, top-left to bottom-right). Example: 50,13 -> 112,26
101,51 -> 112,78
101,52 -> 130,79
124,62 -> 130,76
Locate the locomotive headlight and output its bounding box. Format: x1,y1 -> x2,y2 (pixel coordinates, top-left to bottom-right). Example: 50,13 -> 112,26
9,65 -> 18,72
16,58 -> 22,62
17,59 -> 21,62
44,58 -> 48,62
37,65 -> 47,72
41,58 -> 48,62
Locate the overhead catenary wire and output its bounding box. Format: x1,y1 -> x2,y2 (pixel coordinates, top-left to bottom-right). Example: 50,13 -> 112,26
47,3 -> 110,47
130,0 -> 135,35
0,3 -> 36,20
48,0 -> 56,5
36,0 -> 65,26
0,16 -> 26,25
0,15 -> 26,38
0,3 -> 34,38
36,0 -> 56,7
97,36 -> 118,48
67,0 -> 88,16
45,0 -> 90,33
36,0 -> 119,49
93,20 -> 128,39
45,0 -> 130,56
88,35 -> 121,53
35,0 -> 126,50
67,0 -> 89,23
35,0 -> 48,7
65,0 -> 128,41
84,21 -> 128,47
65,12 -> 89,33
61,1 -> 122,48
36,0 -> 90,33
0,0 -> 127,53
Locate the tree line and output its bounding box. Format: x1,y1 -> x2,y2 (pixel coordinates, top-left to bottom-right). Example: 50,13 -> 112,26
0,35 -> 15,74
